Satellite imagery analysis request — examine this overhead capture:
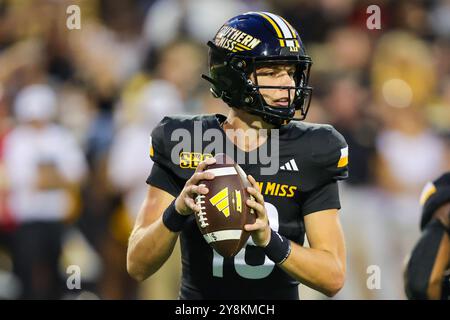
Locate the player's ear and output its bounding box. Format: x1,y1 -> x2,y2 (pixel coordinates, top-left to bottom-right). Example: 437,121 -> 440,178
248,70 -> 256,82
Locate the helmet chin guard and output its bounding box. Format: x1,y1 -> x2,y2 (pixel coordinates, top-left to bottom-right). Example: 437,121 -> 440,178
202,12 -> 313,127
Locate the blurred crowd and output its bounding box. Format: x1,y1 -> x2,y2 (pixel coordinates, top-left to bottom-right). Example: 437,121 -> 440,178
0,0 -> 449,300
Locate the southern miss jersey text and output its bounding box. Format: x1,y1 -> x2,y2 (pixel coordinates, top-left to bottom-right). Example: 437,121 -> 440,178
146,114 -> 349,299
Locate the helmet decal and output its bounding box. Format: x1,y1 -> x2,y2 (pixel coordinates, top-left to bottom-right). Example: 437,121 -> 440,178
214,25 -> 262,53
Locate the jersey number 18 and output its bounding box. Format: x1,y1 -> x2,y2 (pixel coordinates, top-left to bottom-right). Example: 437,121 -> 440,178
212,202 -> 279,279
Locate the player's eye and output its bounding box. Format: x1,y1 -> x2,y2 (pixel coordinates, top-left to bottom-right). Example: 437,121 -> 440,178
256,71 -> 274,77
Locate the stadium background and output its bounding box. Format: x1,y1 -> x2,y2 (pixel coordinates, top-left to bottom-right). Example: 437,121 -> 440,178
0,0 -> 449,299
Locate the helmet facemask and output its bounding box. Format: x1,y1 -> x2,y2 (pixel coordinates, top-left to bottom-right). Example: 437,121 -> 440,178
245,57 -> 313,126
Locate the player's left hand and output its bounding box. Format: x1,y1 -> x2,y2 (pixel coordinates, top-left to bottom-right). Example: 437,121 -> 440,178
244,175 -> 271,247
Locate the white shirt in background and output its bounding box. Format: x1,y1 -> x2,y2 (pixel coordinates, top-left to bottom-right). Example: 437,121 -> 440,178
4,124 -> 87,223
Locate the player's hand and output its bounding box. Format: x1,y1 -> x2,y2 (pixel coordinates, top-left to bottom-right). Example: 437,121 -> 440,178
175,157 -> 216,216
244,175 -> 271,247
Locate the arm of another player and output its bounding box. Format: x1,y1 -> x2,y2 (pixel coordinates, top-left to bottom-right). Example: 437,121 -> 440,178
404,204 -> 450,299
126,158 -> 215,281
426,231 -> 449,299
245,175 -> 346,297
426,206 -> 450,299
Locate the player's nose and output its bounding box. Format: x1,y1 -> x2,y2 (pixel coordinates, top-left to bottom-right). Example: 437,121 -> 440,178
276,75 -> 295,97
276,71 -> 295,87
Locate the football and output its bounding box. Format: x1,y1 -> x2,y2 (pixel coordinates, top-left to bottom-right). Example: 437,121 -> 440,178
195,153 -> 255,258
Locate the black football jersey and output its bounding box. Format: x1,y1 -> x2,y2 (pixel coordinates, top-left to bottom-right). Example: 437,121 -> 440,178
146,114 -> 349,299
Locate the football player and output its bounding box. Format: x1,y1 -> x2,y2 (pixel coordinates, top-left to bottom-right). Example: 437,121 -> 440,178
127,12 -> 349,299
404,172 -> 450,300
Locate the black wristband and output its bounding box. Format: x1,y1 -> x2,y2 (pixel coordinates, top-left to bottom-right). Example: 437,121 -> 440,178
263,229 -> 291,265
162,200 -> 188,232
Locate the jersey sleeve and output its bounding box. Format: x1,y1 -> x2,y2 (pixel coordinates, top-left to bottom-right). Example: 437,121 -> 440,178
146,117 -> 183,196
301,181 -> 341,216
310,124 -> 349,182
300,125 -> 348,216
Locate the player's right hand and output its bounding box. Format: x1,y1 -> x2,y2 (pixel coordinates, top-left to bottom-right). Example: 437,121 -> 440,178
174,157 -> 216,216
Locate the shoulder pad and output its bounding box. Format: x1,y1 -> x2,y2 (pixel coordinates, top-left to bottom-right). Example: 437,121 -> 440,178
149,116 -> 170,164
149,114 -> 218,179
150,115 -> 197,163
307,124 -> 349,181
420,172 -> 450,230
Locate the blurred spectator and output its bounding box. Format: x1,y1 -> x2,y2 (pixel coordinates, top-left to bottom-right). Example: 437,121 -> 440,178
107,80 -> 184,299
308,26 -> 373,88
426,74 -> 450,133
109,80 -> 183,221
69,21 -> 143,96
429,0 -> 450,39
323,73 -> 377,185
369,30 -> 450,299
371,31 -> 448,194
4,84 -> 87,299
142,0 -> 252,49
76,90 -> 128,299
390,0 -> 431,38
327,27 -> 372,74
0,86 -> 14,234
0,86 -> 19,300
149,39 -> 207,112
375,108 -> 449,195
273,0 -> 355,43
372,32 -> 436,109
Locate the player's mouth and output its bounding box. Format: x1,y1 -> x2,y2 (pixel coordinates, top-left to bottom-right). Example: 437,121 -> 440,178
273,98 -> 290,107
